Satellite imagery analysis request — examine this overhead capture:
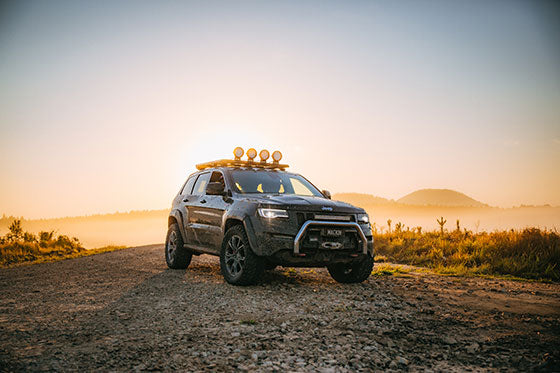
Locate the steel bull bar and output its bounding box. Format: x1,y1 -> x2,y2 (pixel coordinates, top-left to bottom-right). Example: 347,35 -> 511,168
293,220 -> 368,255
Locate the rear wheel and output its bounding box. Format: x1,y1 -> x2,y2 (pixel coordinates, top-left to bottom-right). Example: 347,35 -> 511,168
220,225 -> 263,285
165,223 -> 192,269
327,255 -> 374,283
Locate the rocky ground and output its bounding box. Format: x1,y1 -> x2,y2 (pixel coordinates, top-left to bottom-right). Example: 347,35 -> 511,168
1,244 -> 559,372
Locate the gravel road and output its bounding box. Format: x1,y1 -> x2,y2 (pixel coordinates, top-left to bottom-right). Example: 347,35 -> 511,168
1,244 -> 559,372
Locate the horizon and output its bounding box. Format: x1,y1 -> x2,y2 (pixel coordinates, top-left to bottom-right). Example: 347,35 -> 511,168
2,188 -> 559,222
3,188 -> 559,249
1,0 -> 559,219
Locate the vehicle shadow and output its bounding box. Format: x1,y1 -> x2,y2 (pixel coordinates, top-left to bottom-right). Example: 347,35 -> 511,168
185,255 -> 342,286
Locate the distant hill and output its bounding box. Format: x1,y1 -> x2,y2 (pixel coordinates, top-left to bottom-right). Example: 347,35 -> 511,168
397,189 -> 487,207
333,193 -> 394,206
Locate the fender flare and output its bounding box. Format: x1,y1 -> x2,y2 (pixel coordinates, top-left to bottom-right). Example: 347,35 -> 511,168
169,209 -> 187,242
222,213 -> 260,255
242,217 -> 260,255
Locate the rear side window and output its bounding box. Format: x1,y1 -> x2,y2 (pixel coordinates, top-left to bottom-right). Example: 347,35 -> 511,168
210,171 -> 225,186
192,172 -> 211,196
181,176 -> 196,195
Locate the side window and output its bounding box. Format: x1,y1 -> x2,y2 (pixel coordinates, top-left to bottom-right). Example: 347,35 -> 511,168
209,171 -> 225,189
290,178 -> 314,196
181,176 -> 196,195
192,172 -> 211,196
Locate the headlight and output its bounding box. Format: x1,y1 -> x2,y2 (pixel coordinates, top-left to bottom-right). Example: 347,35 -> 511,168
258,208 -> 289,219
357,213 -> 369,224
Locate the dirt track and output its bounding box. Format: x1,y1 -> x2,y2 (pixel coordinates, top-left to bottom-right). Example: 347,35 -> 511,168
1,244 -> 559,372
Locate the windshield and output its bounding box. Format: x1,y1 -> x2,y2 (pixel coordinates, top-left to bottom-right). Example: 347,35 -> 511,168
230,170 -> 323,197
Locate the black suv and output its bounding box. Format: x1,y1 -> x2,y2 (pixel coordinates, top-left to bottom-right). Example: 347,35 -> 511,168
165,149 -> 374,285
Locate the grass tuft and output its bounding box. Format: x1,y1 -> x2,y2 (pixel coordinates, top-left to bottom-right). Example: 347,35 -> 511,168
371,264 -> 411,276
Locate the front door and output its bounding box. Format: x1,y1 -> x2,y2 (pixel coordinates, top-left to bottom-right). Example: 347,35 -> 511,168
195,195 -> 228,250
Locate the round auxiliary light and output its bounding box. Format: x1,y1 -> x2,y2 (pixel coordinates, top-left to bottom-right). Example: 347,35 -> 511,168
233,147 -> 244,160
259,149 -> 270,162
272,150 -> 282,162
246,148 -> 257,160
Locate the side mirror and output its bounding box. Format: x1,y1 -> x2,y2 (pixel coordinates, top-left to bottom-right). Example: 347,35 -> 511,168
206,182 -> 225,195
322,190 -> 331,199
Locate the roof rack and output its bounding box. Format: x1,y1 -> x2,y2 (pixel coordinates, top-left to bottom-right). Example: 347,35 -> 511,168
196,159 -> 289,171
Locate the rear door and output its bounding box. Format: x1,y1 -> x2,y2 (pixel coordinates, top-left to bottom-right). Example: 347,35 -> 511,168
179,175 -> 197,243
186,172 -> 211,246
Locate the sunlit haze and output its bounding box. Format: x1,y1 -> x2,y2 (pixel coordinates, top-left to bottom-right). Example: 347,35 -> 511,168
1,0 -> 559,219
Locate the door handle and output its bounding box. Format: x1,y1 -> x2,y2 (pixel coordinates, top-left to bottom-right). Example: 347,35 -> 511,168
200,199 -> 207,204
183,198 -> 189,202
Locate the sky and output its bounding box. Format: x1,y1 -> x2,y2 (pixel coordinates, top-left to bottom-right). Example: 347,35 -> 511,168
1,0 -> 559,219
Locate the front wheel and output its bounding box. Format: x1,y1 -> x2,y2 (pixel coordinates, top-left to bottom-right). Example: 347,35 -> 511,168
264,261 -> 277,271
220,225 -> 263,286
165,223 -> 192,269
327,255 -> 374,283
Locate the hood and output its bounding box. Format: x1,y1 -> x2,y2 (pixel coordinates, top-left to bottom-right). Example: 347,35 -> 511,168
242,194 -> 364,213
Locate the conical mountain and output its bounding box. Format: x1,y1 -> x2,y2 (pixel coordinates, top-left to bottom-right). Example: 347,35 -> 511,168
397,189 -> 486,207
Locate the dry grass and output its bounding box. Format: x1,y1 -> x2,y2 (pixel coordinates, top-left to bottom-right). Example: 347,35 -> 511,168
373,223 -> 560,281
0,219 -> 127,267
371,263 -> 411,276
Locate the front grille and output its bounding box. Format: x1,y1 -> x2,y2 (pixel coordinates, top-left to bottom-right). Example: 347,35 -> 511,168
296,212 -> 355,227
313,214 -> 352,221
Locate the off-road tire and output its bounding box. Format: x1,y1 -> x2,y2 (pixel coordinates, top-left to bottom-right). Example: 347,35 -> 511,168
220,225 -> 264,285
327,255 -> 374,283
264,261 -> 277,271
165,223 -> 192,269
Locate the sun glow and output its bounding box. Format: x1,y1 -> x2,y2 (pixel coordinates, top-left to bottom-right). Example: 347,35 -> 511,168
0,1 -> 559,219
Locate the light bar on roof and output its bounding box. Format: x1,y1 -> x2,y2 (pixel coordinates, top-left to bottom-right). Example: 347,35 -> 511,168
196,148 -> 288,170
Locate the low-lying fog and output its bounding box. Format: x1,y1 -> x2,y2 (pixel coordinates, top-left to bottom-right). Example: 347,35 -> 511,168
1,201 -> 558,249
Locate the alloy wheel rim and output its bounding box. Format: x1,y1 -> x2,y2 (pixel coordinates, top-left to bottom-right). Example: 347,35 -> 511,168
168,230 -> 177,261
225,235 -> 246,276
